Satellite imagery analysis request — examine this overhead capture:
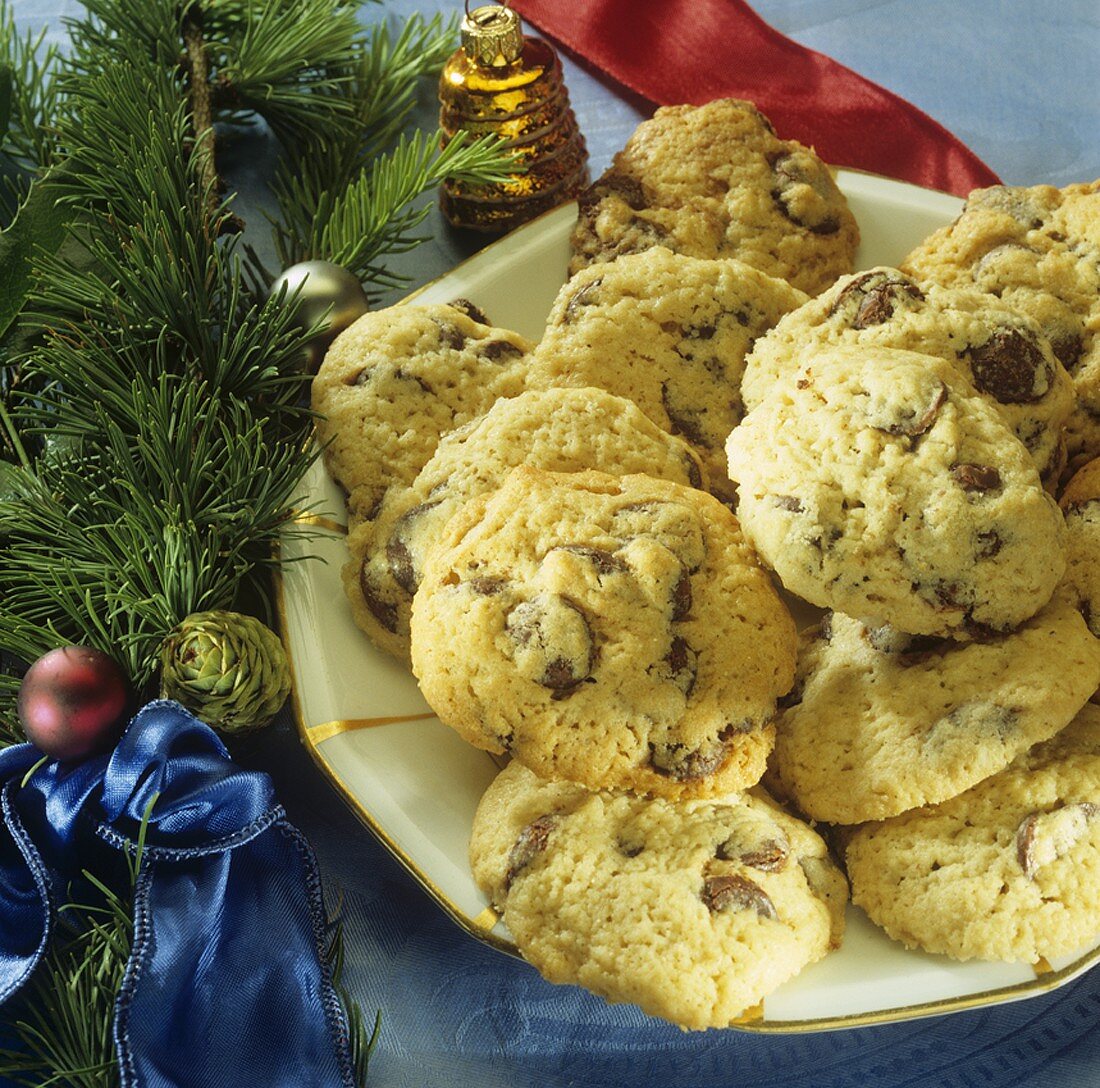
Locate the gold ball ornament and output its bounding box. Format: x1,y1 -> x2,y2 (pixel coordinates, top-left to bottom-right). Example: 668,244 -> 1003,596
268,260 -> 370,372
439,1 -> 588,234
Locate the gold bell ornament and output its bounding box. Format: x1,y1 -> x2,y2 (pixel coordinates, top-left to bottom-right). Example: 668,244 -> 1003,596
439,0 -> 589,234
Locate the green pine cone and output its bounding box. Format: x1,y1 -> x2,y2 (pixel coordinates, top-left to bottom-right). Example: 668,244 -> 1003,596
160,610 -> 292,733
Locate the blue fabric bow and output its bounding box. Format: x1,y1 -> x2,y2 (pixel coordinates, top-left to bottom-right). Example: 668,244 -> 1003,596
0,699 -> 354,1087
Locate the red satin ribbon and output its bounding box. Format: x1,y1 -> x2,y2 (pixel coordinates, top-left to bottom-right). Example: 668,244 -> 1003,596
509,0 -> 1000,197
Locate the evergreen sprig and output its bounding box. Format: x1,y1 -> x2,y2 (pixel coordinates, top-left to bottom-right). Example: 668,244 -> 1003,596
0,0 -> 511,1076
0,0 -> 60,200
211,0 -> 364,147
276,126 -> 517,296
0,28 -> 318,711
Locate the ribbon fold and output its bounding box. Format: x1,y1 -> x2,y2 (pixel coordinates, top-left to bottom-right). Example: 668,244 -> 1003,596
0,700 -> 354,1088
510,0 -> 1000,197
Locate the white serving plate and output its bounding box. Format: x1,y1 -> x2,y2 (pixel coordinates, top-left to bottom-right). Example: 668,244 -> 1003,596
277,170 -> 1100,1032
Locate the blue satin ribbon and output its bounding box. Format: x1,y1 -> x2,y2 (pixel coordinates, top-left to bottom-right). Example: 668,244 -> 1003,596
0,700 -> 354,1087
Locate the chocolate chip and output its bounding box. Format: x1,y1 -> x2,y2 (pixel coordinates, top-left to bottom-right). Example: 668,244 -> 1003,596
479,338 -> 525,363
1063,497 -> 1100,518
1015,802 -> 1099,880
661,382 -> 707,446
683,453 -> 704,490
505,814 -> 561,888
468,576 -> 508,596
506,595 -> 596,696
773,495 -> 804,513
720,720 -> 757,738
549,544 -> 627,576
562,278 -> 603,323
671,569 -> 693,621
663,636 -> 697,696
973,242 -> 1040,282
966,328 -> 1051,404
930,580 -> 966,609
743,840 -> 790,873
431,320 -> 468,350
578,171 -> 647,217
385,501 -> 442,596
862,623 -> 951,660
874,379 -> 947,437
543,657 -> 582,690
384,538 -> 415,597
768,149 -> 841,235
701,874 -> 777,919
830,270 -> 924,329
392,366 -> 434,395
359,563 -> 398,633
716,835 -> 789,872
649,740 -> 724,781
447,298 -> 490,325
1048,328 -> 1084,373
650,721 -> 753,781
951,463 -> 1003,492
976,530 -> 1003,559
961,614 -> 1007,641
966,186 -> 1045,229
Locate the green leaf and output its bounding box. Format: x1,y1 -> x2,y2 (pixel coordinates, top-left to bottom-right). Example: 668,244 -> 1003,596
0,62 -> 13,138
0,167 -> 69,341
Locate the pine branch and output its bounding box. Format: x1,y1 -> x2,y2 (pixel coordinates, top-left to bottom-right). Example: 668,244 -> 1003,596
0,0 -> 60,190
326,906 -> 382,1086
341,13 -> 460,174
210,0 -> 362,148
0,17 -> 320,713
182,5 -> 221,227
0,376 -> 317,687
276,128 -> 517,295
65,0 -> 183,68
0,669 -> 19,745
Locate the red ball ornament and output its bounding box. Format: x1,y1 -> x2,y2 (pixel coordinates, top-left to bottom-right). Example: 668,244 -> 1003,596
17,646 -> 131,761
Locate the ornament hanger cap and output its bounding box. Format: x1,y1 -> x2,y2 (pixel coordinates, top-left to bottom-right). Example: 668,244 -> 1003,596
462,2 -> 524,66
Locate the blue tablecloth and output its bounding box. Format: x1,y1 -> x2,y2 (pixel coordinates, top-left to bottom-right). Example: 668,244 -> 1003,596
10,2 -> 1100,1086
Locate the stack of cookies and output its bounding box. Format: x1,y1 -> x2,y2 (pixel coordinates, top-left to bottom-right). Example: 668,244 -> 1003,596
311,97 -> 1100,1029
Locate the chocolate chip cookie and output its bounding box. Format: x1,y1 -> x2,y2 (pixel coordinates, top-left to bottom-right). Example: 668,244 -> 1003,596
311,302 -> 531,522
726,345 -> 1066,638
742,268 -> 1075,487
846,703 -> 1100,962
901,181 -> 1100,474
410,466 -> 797,799
570,98 -> 860,296
344,387 -> 706,662
527,247 -> 806,496
470,761 -> 847,1029
771,594 -> 1100,825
